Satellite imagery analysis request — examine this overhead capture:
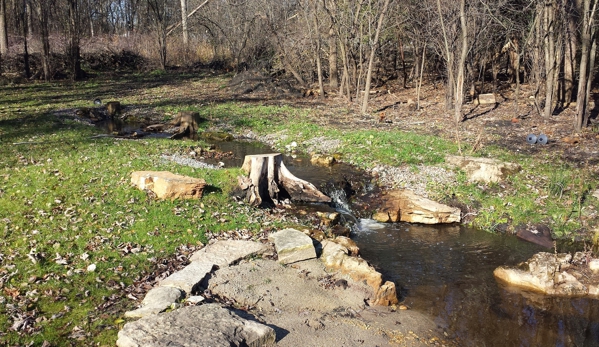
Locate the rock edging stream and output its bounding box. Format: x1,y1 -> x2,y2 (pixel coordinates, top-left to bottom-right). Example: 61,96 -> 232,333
118,237 -> 454,346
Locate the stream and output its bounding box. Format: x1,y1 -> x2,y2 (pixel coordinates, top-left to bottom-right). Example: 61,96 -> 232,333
98,121 -> 599,346
204,139 -> 599,347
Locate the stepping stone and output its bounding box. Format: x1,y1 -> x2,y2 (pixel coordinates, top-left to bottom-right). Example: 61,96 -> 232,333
117,304 -> 275,347
124,286 -> 183,318
268,228 -> 316,264
189,240 -> 268,267
159,262 -> 215,295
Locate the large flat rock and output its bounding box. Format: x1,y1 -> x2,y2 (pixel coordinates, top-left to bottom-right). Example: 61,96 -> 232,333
116,304 -> 275,347
189,240 -> 268,266
207,259 -> 372,312
124,286 -> 183,318
445,155 -> 521,183
159,261 -> 215,295
373,189 -> 461,224
131,171 -> 206,200
268,228 -> 316,264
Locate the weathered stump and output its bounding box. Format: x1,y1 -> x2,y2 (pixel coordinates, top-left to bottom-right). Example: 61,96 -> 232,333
238,153 -> 331,206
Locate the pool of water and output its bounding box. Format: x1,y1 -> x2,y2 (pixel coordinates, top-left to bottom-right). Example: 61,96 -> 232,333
353,220 -> 599,347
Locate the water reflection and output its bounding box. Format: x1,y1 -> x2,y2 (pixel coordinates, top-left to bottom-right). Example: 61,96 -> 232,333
353,221 -> 599,347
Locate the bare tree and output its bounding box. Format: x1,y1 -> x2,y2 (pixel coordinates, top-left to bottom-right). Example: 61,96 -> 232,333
180,0 -> 188,45
147,0 -> 169,69
66,0 -> 83,80
361,0 -> 390,114
0,0 -> 7,55
575,0 -> 599,130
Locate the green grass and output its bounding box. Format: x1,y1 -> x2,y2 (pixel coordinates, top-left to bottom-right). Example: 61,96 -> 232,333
1,72 -> 598,345
0,82 -> 286,345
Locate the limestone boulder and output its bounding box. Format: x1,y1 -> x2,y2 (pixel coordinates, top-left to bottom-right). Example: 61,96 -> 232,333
445,155 -> 521,183
310,153 -> 336,167
116,304 -> 275,347
373,189 -> 460,224
131,171 -> 206,200
473,93 -> 496,105
189,240 -> 268,267
494,252 -> 599,297
332,236 -> 359,256
320,240 -> 397,306
124,286 -> 183,318
373,281 -> 399,306
159,261 -> 215,295
269,228 -> 317,264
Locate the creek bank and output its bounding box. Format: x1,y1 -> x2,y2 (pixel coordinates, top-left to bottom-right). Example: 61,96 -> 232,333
120,237 -> 454,346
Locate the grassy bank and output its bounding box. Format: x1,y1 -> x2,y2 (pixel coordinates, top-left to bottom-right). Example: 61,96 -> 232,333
1,72 -> 597,345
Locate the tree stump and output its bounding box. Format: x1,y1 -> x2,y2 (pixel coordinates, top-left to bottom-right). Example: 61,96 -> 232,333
238,153 -> 331,206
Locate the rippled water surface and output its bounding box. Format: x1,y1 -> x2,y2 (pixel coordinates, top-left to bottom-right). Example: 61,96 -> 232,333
353,220 -> 599,347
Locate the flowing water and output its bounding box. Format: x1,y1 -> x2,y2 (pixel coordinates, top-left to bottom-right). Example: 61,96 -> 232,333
207,139 -> 599,347
98,122 -> 599,346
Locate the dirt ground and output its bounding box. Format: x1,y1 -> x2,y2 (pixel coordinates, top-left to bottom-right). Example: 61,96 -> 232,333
206,257 -> 458,347
229,75 -> 599,168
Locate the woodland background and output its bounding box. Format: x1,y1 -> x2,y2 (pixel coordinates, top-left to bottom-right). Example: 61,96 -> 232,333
1,0 -> 598,130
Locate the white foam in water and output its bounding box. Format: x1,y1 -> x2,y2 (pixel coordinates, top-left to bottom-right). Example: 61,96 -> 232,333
328,188 -> 351,212
354,219 -> 387,234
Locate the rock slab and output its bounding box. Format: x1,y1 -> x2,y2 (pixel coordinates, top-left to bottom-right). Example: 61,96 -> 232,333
445,155 -> 521,183
116,304 -> 276,347
159,261 -> 215,295
131,171 -> 206,200
124,286 -> 183,318
373,189 -> 460,224
189,240 -> 268,266
494,252 -> 599,297
473,93 -> 497,105
268,228 -> 316,264
320,240 -> 397,306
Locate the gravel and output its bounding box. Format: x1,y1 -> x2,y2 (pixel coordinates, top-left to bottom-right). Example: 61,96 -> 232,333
160,154 -> 221,169
370,164 -> 457,198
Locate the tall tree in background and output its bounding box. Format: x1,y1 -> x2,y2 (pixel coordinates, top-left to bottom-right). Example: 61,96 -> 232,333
33,0 -> 51,80
148,0 -> 168,69
21,0 -> 30,78
575,0 -> 599,130
180,0 -> 188,46
361,0 -> 390,114
67,0 -> 83,80
0,0 -> 7,56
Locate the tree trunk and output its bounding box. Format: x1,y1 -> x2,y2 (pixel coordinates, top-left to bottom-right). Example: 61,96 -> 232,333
67,0 -> 83,80
575,0 -> 598,130
543,1 -> 557,117
329,27 -> 338,89
180,0 -> 188,46
416,44 -> 426,110
361,0 -> 390,115
398,33 -> 408,88
0,0 -> 8,55
35,0 -> 50,80
237,153 -> 331,207
22,0 -> 30,78
310,0 -> 324,97
454,0 -> 468,123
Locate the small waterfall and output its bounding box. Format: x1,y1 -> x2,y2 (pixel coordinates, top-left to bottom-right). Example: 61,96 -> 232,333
328,187 -> 351,212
